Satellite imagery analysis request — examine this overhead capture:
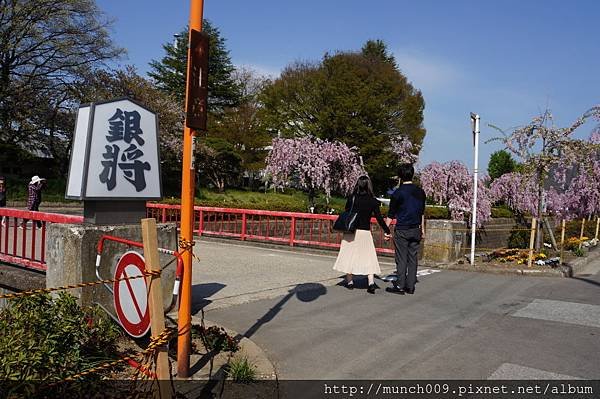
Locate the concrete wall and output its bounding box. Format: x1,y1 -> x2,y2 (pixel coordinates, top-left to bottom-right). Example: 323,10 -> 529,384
470,217 -> 518,250
423,220 -> 467,263
46,223 -> 177,321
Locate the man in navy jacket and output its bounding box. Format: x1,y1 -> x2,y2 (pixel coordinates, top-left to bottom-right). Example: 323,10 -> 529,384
384,164 -> 426,295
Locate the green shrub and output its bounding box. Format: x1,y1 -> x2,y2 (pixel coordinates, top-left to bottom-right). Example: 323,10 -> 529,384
507,228 -> 530,249
557,219 -> 597,241
573,247 -> 585,257
226,356 -> 257,383
425,206 -> 449,219
0,292 -> 121,396
491,206 -> 514,218
192,325 -> 239,354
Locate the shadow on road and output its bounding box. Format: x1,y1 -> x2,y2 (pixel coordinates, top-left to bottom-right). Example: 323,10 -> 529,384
191,282 -> 226,313
194,282 -> 327,395
243,282 -> 327,339
572,276 -> 600,288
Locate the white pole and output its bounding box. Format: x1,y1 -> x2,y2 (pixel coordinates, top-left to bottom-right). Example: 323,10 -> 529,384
470,113 -> 480,265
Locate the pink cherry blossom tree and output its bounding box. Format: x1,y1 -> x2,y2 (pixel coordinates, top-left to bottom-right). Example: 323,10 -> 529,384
489,107 -> 600,218
265,136 -> 365,208
390,135 -> 420,164
420,160 -> 492,225
489,106 -> 600,248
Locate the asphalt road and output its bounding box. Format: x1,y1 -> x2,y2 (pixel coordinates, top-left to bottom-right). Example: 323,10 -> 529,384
199,242 -> 600,380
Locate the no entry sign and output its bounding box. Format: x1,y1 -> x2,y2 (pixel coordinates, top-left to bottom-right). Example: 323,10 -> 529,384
113,251 -> 151,338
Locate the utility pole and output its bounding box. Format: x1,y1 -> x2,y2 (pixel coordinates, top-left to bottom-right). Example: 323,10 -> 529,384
470,112 -> 480,265
177,0 -> 204,378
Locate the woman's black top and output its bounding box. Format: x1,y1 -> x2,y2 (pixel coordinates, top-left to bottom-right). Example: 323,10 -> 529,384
345,193 -> 391,234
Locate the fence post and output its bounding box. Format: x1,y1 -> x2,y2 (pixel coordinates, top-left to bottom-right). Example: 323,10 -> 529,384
528,218 -> 537,268
595,217 -> 599,241
290,216 -> 296,247
241,212 -> 247,241
162,207 -> 167,223
141,218 -> 171,396
559,219 -> 566,265
198,209 -> 204,236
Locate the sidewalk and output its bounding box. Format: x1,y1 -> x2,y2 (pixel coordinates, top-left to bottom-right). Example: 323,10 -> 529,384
190,237 -> 399,312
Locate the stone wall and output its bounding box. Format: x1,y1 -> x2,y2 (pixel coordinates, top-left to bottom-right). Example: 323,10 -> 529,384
423,217 -> 525,263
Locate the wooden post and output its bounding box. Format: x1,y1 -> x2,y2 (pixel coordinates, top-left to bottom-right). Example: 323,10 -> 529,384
527,218 -> 537,268
595,217 -> 599,241
579,218 -> 586,250
142,218 -> 172,398
559,219 -> 566,265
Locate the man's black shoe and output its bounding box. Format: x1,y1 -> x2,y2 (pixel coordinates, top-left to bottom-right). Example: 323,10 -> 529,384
385,286 -> 405,295
345,282 -> 354,290
367,284 -> 377,294
405,288 -> 415,294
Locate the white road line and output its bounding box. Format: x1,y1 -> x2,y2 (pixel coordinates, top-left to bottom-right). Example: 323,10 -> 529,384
512,299 -> 600,329
488,363 -> 582,380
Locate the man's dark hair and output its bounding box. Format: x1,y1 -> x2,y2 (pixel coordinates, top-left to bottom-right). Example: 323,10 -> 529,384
398,163 -> 415,182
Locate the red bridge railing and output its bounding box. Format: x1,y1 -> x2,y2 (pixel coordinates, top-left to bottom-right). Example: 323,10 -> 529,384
146,203 -> 396,255
0,208 -> 83,271
0,204 -> 395,272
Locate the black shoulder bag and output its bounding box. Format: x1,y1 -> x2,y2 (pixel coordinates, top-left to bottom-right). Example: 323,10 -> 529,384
333,196 -> 358,233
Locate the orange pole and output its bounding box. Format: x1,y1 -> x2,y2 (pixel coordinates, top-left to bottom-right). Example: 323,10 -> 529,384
177,0 -> 204,378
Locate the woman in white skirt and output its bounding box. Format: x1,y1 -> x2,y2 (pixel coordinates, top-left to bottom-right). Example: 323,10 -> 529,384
334,176 -> 391,294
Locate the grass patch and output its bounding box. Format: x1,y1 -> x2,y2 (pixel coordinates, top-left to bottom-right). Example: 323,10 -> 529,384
226,356 -> 257,383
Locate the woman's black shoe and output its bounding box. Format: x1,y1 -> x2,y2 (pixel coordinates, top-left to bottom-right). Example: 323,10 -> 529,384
345,282 -> 354,290
367,284 -> 377,294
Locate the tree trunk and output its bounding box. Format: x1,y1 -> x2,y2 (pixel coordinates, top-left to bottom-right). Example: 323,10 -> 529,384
535,168 -> 544,251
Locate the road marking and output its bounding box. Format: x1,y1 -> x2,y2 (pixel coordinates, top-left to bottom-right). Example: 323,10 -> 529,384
488,363 -> 582,380
417,268 -> 441,277
512,299 -> 600,329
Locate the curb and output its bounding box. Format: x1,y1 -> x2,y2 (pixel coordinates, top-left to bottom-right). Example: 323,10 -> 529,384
432,247 -> 599,278
190,315 -> 278,381
567,246 -> 600,276
434,262 -> 570,277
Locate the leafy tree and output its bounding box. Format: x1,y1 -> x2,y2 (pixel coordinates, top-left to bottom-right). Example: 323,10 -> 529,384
361,39 -> 397,66
209,68 -> 272,178
196,137 -> 242,192
487,150 -> 517,180
259,40 -> 425,191
0,0 -> 122,155
265,136 -> 364,208
148,20 -> 240,112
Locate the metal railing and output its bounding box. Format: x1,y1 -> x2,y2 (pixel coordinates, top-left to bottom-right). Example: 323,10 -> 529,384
0,208 -> 83,271
146,203 -> 396,254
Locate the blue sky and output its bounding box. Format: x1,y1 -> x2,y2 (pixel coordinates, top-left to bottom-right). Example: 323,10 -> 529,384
96,0 -> 600,172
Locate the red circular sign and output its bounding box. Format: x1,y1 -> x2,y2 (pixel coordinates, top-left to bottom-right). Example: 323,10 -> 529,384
113,251 -> 150,338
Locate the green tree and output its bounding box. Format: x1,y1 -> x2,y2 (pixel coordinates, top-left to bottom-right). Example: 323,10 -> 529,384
0,0 -> 123,171
259,40 -> 425,191
487,149 -> 517,180
196,137 -> 242,192
210,68 -> 272,181
148,20 -> 240,113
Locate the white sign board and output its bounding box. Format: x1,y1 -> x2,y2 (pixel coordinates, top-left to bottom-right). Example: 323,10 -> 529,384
66,98 -> 162,200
